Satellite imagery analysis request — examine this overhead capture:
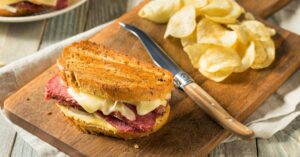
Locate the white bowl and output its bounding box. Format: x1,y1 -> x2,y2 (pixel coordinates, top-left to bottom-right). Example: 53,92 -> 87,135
0,0 -> 87,23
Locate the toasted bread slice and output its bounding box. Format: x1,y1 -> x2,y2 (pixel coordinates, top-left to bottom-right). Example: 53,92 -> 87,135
57,103 -> 170,139
57,41 -> 174,102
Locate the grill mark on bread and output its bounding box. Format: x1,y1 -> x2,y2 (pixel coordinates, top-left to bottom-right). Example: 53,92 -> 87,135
58,41 -> 174,101
65,53 -> 166,81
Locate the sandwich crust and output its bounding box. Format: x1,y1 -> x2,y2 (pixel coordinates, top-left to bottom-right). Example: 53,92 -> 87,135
57,103 -> 170,139
58,41 -> 174,102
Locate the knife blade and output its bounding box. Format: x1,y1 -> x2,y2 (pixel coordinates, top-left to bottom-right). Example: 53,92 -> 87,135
119,22 -> 254,138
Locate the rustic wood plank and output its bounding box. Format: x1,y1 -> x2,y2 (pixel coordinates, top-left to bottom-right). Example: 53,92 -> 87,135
209,140 -> 257,157
40,2 -> 89,48
0,128 -> 16,157
1,0 -> 297,157
8,1 -> 128,157
0,114 -> 16,157
0,21 -> 45,157
282,116 -> 300,145
11,135 -> 39,157
257,137 -> 288,157
85,0 -> 128,30
0,21 -> 45,65
4,1 -> 300,156
257,116 -> 300,157
8,2 -> 91,157
238,0 -> 291,18
0,20 -> 45,157
127,0 -> 142,11
40,0 -> 128,48
0,9 -> 46,157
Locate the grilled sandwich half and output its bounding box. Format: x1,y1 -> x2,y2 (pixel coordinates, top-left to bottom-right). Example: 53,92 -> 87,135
0,0 -> 68,17
45,41 -> 174,139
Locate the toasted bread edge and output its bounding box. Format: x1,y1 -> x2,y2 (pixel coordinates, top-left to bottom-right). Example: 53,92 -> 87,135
57,103 -> 170,139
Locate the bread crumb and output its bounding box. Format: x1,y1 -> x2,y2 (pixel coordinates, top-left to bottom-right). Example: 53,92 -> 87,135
134,144 -> 139,149
47,112 -> 52,115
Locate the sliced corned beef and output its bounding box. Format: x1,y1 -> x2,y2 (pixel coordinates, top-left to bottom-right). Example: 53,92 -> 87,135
45,75 -> 166,133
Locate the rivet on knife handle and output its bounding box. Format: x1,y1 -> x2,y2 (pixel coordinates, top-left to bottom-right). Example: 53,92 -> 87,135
175,72 -> 254,138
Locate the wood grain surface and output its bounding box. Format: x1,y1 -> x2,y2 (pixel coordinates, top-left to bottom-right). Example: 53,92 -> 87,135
3,0 -> 300,157
238,0 -> 291,18
0,114 -> 16,157
11,135 -> 38,157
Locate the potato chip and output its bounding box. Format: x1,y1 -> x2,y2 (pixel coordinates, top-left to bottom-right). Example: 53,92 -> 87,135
138,0 -> 181,23
228,24 -> 248,45
164,6 -> 196,38
200,0 -> 232,17
139,0 -> 276,82
183,0 -> 208,15
252,41 -> 267,65
183,44 -> 208,67
197,19 -> 238,47
244,12 -> 255,21
199,45 -> 240,73
251,39 -> 275,69
220,31 -> 238,47
241,20 -> 273,41
205,0 -> 244,24
262,39 -> 276,65
183,0 -> 207,8
268,28 -> 276,36
181,30 -> 197,47
234,41 -> 255,72
184,43 -> 240,76
199,66 -> 233,82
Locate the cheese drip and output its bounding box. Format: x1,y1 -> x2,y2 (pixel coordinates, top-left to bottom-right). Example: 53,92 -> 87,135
68,88 -> 136,121
67,88 -> 170,121
132,93 -> 170,116
0,0 -> 58,9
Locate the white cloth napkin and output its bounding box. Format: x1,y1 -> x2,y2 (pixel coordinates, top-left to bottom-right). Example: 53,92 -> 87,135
0,1 -> 300,156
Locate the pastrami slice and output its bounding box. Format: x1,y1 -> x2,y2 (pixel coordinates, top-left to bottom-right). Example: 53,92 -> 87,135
45,75 -> 167,133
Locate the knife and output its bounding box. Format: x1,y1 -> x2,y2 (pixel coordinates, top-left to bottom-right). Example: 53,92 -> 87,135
119,22 -> 254,138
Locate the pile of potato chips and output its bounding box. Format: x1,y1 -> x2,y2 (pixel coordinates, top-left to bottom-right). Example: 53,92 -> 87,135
139,0 -> 276,82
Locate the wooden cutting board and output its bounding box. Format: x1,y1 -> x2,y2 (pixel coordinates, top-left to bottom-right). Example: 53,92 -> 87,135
4,0 -> 300,157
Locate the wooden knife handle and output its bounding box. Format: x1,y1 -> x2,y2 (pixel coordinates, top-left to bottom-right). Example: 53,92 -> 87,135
183,83 -> 254,138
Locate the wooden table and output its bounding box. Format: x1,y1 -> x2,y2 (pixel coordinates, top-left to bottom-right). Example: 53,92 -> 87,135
0,0 -> 299,156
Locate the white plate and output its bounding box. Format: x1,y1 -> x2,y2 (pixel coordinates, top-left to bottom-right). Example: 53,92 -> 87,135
0,0 -> 87,23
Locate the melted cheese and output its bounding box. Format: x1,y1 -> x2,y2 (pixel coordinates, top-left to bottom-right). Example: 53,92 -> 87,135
67,87 -> 170,120
2,5 -> 17,12
58,105 -> 117,132
30,0 -> 58,6
135,99 -> 167,116
67,88 -> 136,121
0,0 -> 21,8
133,93 -> 171,115
0,0 -> 58,9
